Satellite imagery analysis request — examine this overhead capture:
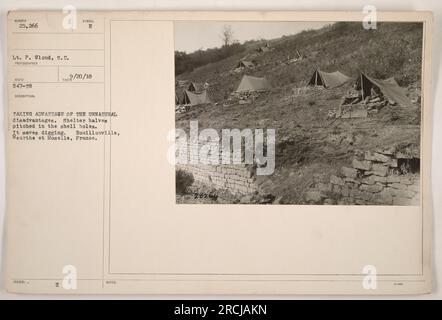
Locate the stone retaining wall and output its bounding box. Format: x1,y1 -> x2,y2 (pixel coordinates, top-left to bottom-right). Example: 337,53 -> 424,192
306,148 -> 420,205
176,140 -> 259,196
177,163 -> 258,195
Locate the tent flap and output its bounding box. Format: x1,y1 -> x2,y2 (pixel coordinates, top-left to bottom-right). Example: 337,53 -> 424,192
238,60 -> 255,69
360,73 -> 412,107
188,82 -> 205,92
184,89 -> 210,106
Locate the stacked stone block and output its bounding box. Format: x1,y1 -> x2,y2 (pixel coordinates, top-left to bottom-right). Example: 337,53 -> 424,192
176,140 -> 259,196
306,149 -> 420,205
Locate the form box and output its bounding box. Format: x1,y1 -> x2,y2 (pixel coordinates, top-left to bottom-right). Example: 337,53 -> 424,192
9,66 -> 58,83
11,33 -> 104,50
10,49 -> 104,67
9,82 -> 104,110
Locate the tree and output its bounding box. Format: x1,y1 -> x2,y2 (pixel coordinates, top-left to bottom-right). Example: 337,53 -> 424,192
221,25 -> 234,47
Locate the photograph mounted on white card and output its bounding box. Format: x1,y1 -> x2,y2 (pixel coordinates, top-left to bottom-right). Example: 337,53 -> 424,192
5,10 -> 433,295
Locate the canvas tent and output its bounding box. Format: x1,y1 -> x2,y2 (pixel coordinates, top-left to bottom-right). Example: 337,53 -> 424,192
182,89 -> 210,106
236,60 -> 255,69
257,43 -> 271,53
187,82 -> 205,92
356,73 -> 412,107
236,75 -> 271,92
257,46 -> 270,53
307,69 -> 351,88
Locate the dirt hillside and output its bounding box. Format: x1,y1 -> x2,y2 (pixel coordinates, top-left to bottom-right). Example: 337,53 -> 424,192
175,22 -> 422,204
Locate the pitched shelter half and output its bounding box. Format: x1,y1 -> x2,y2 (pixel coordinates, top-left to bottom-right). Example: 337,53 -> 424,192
307,69 -> 351,88
236,75 -> 271,92
237,60 -> 255,69
187,82 -> 205,92
257,46 -> 270,53
356,73 -> 412,107
183,89 -> 210,106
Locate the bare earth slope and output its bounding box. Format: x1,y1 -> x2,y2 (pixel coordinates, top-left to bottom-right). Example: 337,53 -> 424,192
175,22 -> 422,204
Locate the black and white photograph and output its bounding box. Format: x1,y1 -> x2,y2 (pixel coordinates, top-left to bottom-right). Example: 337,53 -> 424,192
1,7 -> 437,299
174,21 -> 423,205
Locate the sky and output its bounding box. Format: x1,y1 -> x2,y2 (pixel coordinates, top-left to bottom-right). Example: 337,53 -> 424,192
174,21 -> 330,53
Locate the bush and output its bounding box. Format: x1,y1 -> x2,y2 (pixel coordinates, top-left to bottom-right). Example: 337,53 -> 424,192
176,170 -> 194,194
175,43 -> 245,76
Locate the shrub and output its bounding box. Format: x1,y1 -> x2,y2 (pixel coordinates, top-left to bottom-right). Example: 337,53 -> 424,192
175,43 -> 245,76
176,170 -> 194,194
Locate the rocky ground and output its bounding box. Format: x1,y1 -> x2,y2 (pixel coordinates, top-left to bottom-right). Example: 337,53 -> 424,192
175,22 -> 422,205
